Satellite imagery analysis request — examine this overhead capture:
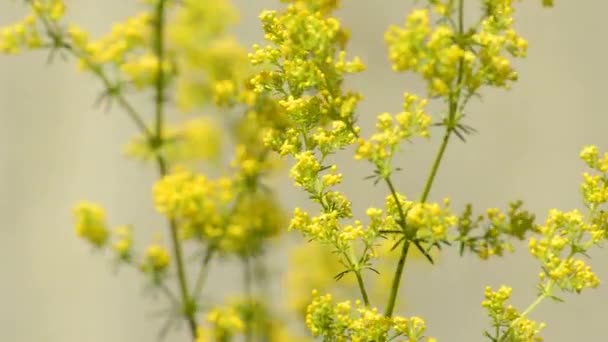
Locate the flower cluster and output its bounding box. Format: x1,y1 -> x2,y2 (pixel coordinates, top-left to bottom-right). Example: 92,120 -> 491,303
579,145 -> 608,209
142,237 -> 171,274
306,290 -> 436,341
384,193 -> 457,250
204,305 -> 245,341
482,286 -> 545,341
73,201 -> 109,247
355,93 -> 432,175
153,167 -> 284,256
0,0 -> 67,54
385,1 -> 530,98
250,0 -> 365,154
67,11 -> 160,79
528,209 -> 602,293
112,225 -> 133,261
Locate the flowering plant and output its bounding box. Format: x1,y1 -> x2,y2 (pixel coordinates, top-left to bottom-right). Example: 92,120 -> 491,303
5,0 -> 608,341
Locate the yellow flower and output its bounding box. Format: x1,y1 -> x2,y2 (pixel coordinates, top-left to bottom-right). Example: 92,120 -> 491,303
145,241 -> 171,272
73,201 -> 109,247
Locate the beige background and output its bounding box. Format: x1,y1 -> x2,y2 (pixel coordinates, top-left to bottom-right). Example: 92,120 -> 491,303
1,0 -> 607,341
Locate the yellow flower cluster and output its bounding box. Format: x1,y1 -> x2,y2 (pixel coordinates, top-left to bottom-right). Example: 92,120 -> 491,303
579,145 -> 608,209
385,1 -> 529,98
230,144 -> 276,181
356,93 -> 431,175
174,37 -> 250,110
385,193 -> 457,247
221,192 -> 285,255
67,11 -> 154,73
250,0 -> 365,155
0,0 -> 68,55
482,286 -> 545,341
124,117 -> 221,165
73,202 -> 140,262
73,201 -> 109,247
112,225 -> 133,260
153,167 -> 284,256
280,0 -> 341,14
306,290 -> 436,341
153,169 -> 232,222
0,14 -> 42,54
169,0 -> 250,110
205,306 -> 245,341
528,209 -> 601,293
143,240 -> 171,273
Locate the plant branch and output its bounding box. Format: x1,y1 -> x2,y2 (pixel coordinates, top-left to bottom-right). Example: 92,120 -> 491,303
151,1 -> 197,339
383,0 -> 465,318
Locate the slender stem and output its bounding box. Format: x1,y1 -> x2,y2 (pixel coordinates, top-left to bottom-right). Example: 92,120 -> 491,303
420,129 -> 452,203
385,176 -> 407,229
384,241 -> 410,317
152,1 -> 197,339
243,256 -> 253,342
154,0 -> 166,141
355,271 -> 371,306
193,247 -> 214,301
165,216 -> 197,337
458,0 -> 464,34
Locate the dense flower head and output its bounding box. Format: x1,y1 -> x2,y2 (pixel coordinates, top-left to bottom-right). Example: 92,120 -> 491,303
205,305 -> 245,341
73,201 -> 109,247
528,209 -> 601,293
153,169 -> 232,221
482,285 -> 545,341
250,0 -> 365,157
306,290 -> 436,341
385,193 -> 457,246
0,1 -> 67,54
142,239 -> 171,273
219,191 -> 285,255
112,225 -> 133,260
174,36 -> 250,110
579,145 -> 608,211
355,93 -> 431,174
385,1 -> 529,98
153,167 -> 284,256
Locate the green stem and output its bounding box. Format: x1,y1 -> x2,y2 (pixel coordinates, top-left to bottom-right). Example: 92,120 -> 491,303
383,240 -> 410,317
165,216 -> 197,338
343,248 -> 371,306
152,1 -> 197,339
420,129 -> 452,203
355,270 -> 371,307
385,176 -> 407,228
243,256 -> 254,342
154,0 -> 166,141
193,247 -> 214,301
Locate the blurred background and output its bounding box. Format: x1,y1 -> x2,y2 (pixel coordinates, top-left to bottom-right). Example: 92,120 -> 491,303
1,0 -> 607,341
